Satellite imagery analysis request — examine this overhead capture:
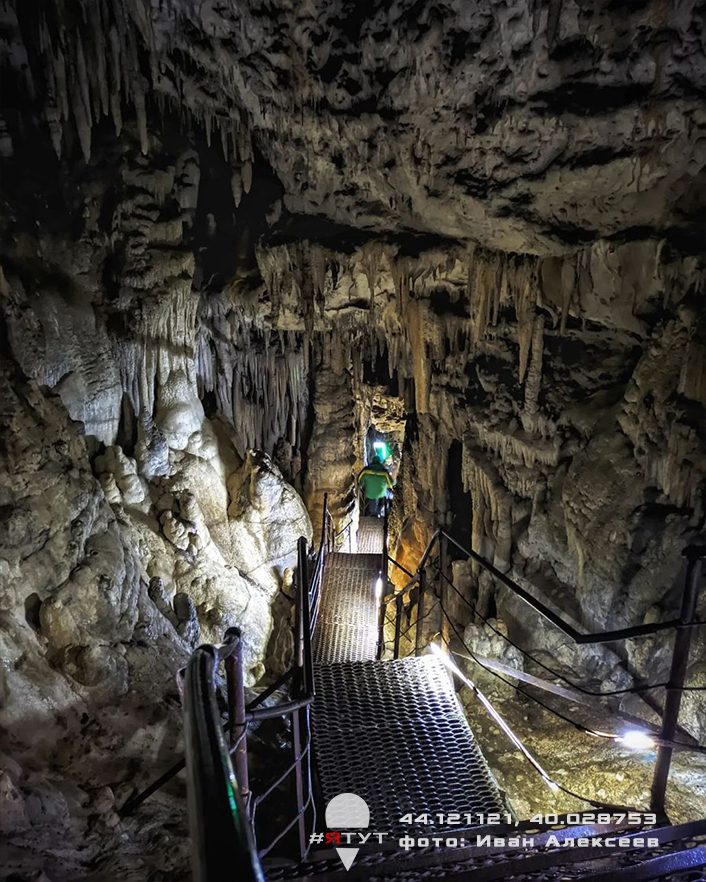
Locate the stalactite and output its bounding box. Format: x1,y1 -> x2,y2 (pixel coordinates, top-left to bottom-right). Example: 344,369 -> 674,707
44,59 -> 64,159
467,243 -> 492,345
521,315 -> 544,434
108,25 -> 123,135
559,259 -> 576,334
462,444 -> 513,573
310,243 -> 327,304
514,257 -> 538,383
69,41 -> 92,161
242,160 -> 252,194
14,0 -> 257,169
470,421 -> 560,471
90,5 -> 110,119
206,324 -> 310,460
390,257 -> 411,310
679,336 -> 706,405
361,240 -> 387,307
75,35 -> 92,131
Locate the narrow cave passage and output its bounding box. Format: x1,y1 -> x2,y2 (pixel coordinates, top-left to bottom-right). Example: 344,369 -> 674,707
1,2 -> 705,881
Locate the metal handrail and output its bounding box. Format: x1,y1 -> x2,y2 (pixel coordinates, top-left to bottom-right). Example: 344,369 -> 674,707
183,630 -> 265,882
376,522 -> 704,816
253,495 -> 332,860
179,493 -> 333,878
389,556 -> 415,579
118,668 -> 297,818
376,498 -> 391,659
328,508 -> 354,552
384,527 -> 703,645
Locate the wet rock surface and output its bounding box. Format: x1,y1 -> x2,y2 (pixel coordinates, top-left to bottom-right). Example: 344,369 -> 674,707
463,689 -> 706,826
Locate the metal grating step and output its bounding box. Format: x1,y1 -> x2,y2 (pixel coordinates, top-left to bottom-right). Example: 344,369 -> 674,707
326,552 -> 381,570
311,656 -> 507,838
357,517 -> 385,554
313,553 -> 380,664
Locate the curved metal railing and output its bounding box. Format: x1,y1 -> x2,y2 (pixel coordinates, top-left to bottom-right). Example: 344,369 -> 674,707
183,630 -> 264,882
376,525 -> 704,815
124,495 -> 334,880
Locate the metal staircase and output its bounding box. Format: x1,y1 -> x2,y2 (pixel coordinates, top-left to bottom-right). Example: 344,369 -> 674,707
124,494 -> 706,881
311,529 -> 507,838
313,551 -> 380,664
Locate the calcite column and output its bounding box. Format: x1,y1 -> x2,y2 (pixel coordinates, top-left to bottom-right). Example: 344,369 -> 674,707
304,334 -> 359,545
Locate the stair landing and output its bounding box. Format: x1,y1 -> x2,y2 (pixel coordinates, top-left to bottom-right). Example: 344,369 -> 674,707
313,552 -> 380,665
311,529 -> 506,837
357,516 -> 384,554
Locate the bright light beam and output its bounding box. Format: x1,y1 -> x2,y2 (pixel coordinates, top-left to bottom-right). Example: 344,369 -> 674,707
448,650 -> 658,750
375,576 -> 383,602
373,440 -> 388,459
584,727 -> 655,750
429,643 -> 560,792
618,730 -> 655,751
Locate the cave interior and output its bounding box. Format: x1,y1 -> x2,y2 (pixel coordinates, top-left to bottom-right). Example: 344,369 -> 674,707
0,1 -> 705,880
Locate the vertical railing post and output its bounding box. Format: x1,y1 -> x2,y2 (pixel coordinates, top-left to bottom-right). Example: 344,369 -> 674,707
650,547 -> 703,815
183,645 -> 264,882
225,632 -> 249,807
376,499 -> 390,661
415,568 -> 427,657
292,537 -> 310,861
383,497 -> 390,587
299,537 -> 313,696
292,709 -> 307,861
393,593 -> 403,659
376,594 -> 386,660
294,541 -> 305,677
439,533 -> 450,650
321,493 -> 330,554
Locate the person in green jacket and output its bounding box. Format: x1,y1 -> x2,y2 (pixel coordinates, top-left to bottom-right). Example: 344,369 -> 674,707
358,452 -> 394,516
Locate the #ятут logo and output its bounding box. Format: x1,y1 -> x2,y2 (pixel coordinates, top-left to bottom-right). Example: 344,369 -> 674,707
325,792 -> 370,870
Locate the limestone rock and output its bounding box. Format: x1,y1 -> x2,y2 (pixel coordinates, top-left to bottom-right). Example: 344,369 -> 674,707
0,769 -> 29,834
462,619 -> 525,700
174,592 -> 200,648
160,511 -> 192,552
228,450 -> 313,597
156,370 -> 206,452
24,782 -> 70,828
95,446 -> 148,507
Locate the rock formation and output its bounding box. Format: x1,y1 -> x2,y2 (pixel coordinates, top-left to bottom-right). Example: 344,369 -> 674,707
0,0 -> 704,876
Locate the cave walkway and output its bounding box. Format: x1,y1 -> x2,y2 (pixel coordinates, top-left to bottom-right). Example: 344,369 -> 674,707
310,518 -> 507,837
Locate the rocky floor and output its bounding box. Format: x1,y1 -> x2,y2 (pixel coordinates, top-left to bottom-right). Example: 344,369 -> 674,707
462,689 -> 706,826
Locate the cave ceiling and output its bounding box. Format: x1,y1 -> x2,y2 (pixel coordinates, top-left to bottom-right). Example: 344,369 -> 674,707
3,0 -> 704,256
1,5 -> 706,873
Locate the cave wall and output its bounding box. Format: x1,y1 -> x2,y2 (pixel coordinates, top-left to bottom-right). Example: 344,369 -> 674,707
3,0 -> 702,252
0,0 -> 705,869
250,236 -> 706,729
0,44 -> 315,867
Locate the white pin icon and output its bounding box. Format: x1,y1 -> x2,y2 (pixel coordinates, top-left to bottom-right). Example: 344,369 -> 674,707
325,793 -> 370,871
